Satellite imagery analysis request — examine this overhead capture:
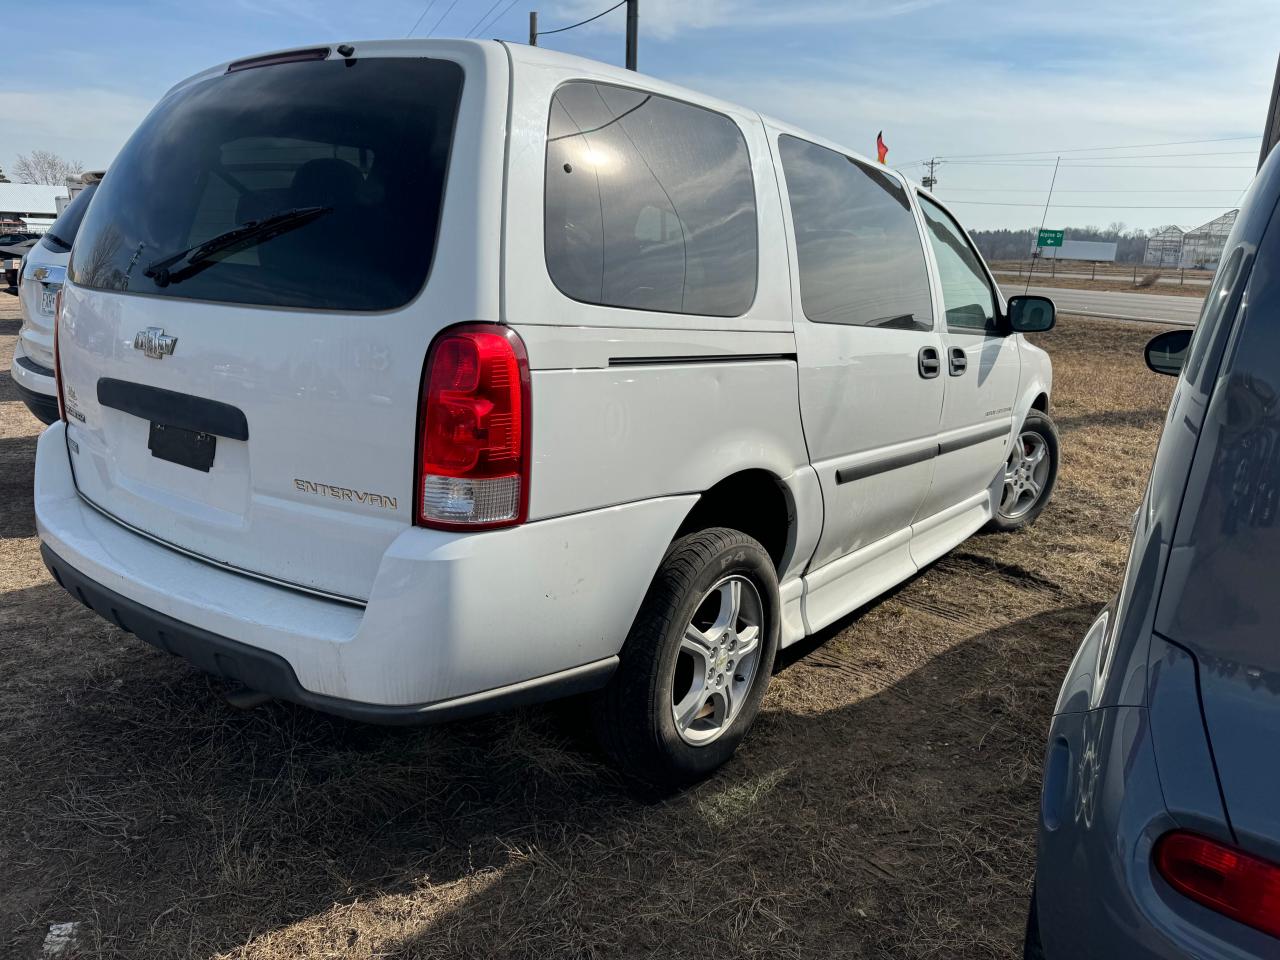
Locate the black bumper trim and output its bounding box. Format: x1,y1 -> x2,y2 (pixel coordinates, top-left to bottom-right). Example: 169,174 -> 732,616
14,353 -> 55,377
40,544 -> 617,725
12,376 -> 59,425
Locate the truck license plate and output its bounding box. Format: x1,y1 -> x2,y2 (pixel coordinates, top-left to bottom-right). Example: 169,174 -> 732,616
40,288 -> 57,315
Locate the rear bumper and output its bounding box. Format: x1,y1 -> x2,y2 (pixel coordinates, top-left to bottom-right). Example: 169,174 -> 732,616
12,376 -> 59,425
35,421 -> 696,717
40,541 -> 613,723
11,340 -> 58,424
11,339 -> 57,399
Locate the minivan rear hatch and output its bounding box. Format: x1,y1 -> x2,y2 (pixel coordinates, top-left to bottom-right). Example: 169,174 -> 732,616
58,49 -> 466,602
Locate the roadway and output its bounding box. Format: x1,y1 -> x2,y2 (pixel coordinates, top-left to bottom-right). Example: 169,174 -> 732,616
1007,284 -> 1203,327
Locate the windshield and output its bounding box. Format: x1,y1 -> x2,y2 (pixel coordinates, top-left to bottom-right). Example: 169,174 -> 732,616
40,182 -> 100,253
70,55 -> 464,311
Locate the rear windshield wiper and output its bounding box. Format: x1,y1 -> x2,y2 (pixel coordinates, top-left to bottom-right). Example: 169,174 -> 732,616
143,205 -> 331,287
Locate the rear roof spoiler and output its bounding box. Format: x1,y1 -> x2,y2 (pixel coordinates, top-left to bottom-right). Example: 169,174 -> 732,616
227,47 -> 330,73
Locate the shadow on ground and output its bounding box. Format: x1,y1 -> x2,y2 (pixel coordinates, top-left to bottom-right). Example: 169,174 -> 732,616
1,578 -> 1095,959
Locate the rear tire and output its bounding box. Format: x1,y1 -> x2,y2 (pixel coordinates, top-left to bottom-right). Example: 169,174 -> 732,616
987,410 -> 1059,532
592,527 -> 780,787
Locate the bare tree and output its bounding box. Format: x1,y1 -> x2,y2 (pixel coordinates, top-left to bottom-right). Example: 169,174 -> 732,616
13,150 -> 83,185
0,166 -> 9,184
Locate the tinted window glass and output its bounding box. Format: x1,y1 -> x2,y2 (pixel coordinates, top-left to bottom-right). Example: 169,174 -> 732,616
70,57 -> 463,311
545,81 -> 757,317
1184,246 -> 1244,388
41,181 -> 99,254
917,195 -> 997,333
778,135 -> 932,331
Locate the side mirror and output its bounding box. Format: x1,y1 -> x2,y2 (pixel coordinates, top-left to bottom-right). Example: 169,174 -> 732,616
1007,295 -> 1055,334
1145,329 -> 1193,376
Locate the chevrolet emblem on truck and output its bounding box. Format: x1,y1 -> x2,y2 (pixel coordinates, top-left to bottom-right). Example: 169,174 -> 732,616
133,327 -> 177,359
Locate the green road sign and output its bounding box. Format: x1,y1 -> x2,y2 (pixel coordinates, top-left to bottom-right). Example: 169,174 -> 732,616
1037,229 -> 1064,247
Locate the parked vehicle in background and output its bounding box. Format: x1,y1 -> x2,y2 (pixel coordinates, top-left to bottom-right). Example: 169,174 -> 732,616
11,172 -> 103,424
1026,137 -> 1280,959
3,237 -> 37,290
35,41 -> 1056,785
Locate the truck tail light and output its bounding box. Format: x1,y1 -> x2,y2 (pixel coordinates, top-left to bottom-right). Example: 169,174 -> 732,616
1155,831 -> 1280,940
53,289 -> 66,422
415,324 -> 530,530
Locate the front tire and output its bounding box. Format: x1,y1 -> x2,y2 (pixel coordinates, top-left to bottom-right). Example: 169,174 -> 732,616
593,527 -> 780,787
987,410 -> 1059,532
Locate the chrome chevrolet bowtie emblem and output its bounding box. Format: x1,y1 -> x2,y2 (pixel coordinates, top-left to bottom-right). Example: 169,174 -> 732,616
133,327 -> 177,359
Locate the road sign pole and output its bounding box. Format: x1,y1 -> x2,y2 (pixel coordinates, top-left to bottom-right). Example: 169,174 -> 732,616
1025,157 -> 1062,295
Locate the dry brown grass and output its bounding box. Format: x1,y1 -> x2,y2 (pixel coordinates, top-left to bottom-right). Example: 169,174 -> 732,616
988,260 -> 1211,299
998,272 -> 1206,299
989,259 -> 1214,282
0,293 -> 1176,959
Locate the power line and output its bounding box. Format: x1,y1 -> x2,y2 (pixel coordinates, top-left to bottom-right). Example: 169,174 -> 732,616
468,0 -> 521,36
939,150 -> 1253,162
945,201 -> 1242,209
536,0 -> 626,37
940,161 -> 1256,169
464,0 -> 505,36
940,186 -> 1251,194
932,134 -> 1262,162
425,0 -> 464,37
405,0 -> 440,36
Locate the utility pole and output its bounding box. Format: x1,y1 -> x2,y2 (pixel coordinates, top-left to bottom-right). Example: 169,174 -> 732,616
529,11 -> 538,45
921,157 -> 940,190
625,0 -> 638,70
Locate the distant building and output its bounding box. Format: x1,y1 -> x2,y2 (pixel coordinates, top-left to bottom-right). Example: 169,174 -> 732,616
0,183 -> 67,235
1144,225 -> 1186,267
1181,209 -> 1239,270
1041,239 -> 1118,262
1141,210 -> 1240,270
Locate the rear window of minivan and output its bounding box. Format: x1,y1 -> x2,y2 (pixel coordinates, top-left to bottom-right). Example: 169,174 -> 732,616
70,56 -> 463,311
40,181 -> 99,254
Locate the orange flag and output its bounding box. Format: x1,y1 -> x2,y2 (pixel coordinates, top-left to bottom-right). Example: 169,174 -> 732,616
876,131 -> 889,164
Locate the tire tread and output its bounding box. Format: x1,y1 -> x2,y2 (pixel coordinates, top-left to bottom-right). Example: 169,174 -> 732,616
593,527 -> 775,785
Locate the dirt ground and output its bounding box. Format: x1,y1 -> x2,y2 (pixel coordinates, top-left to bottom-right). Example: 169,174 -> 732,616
0,292 -> 1177,959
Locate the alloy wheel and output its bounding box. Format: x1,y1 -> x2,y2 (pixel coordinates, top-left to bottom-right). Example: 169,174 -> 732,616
671,575 -> 764,746
1001,430 -> 1051,520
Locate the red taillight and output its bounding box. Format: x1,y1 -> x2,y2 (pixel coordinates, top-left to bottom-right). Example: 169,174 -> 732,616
53,289 -> 66,422
415,324 -> 530,530
1155,831 -> 1280,939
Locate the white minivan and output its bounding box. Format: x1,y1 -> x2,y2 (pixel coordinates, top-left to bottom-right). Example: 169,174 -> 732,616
11,172 -> 103,424
35,40 -> 1057,784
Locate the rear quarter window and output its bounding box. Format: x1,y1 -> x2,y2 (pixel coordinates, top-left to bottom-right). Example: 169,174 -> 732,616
69,56 -> 463,311
544,81 -> 758,317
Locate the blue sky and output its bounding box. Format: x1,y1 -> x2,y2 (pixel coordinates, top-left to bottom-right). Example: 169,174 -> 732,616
5,0 -> 1277,230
